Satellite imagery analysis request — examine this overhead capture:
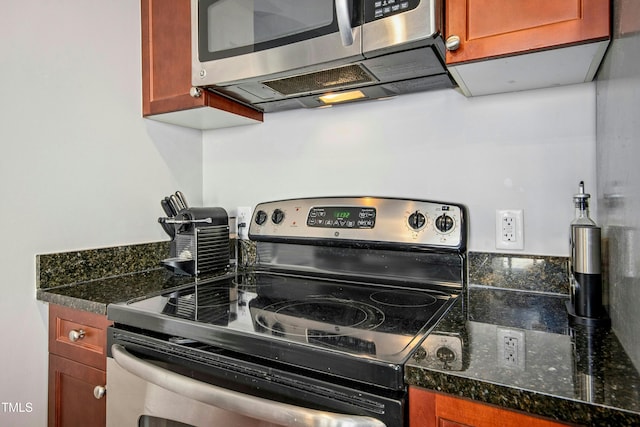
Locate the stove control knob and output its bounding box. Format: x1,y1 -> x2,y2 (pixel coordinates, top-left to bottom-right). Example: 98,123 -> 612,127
271,209 -> 285,225
408,211 -> 426,230
435,214 -> 454,233
255,210 -> 268,225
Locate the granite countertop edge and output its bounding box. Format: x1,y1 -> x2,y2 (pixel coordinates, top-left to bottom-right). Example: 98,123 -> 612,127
37,288 -> 109,315
405,365 -> 640,426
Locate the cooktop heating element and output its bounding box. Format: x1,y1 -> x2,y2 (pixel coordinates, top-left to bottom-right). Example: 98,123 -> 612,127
107,197 -> 467,426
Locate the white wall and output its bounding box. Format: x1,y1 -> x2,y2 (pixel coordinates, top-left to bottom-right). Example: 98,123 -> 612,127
0,1 -> 202,425
203,83 -> 597,256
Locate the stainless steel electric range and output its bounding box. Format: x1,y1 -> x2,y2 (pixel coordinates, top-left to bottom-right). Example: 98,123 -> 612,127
106,197 -> 467,427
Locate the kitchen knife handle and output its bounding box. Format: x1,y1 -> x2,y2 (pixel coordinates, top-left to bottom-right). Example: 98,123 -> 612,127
161,199 -> 174,217
169,195 -> 182,215
175,191 -> 188,209
164,197 -> 178,216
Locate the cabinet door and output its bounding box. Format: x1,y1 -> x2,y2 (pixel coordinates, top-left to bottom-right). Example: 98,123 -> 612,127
48,354 -> 106,427
445,0 -> 610,64
141,0 -> 263,124
409,387 -> 570,427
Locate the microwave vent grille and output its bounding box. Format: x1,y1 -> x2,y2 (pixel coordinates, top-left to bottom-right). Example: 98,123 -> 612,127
262,64 -> 376,96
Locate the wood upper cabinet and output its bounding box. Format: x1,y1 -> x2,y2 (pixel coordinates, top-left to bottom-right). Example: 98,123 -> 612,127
48,305 -> 111,427
445,0 -> 610,64
444,0 -> 611,96
141,0 -> 263,129
409,387 -> 572,427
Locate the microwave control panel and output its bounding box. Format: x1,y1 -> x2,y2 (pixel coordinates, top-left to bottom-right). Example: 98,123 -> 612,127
365,0 -> 420,22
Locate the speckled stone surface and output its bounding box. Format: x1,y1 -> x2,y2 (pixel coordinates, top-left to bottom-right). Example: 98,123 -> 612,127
237,239 -> 257,267
36,241 -> 231,314
36,268 -> 209,315
406,287 -> 640,426
469,252 -> 569,294
36,245 -> 638,424
37,241 -> 170,289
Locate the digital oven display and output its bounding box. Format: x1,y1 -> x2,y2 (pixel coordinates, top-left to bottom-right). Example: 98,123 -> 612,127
306,206 -> 376,229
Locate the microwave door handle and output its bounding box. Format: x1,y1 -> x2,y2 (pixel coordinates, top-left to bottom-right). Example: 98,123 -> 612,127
111,344 -> 386,427
335,0 -> 354,46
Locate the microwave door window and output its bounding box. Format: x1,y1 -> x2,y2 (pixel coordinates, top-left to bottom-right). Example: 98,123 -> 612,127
254,1 -> 334,42
203,0 -> 338,59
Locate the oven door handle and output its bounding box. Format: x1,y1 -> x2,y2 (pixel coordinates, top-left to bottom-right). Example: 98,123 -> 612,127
111,344 -> 386,427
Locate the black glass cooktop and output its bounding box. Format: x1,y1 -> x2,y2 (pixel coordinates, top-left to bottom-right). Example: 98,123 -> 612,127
108,271 -> 459,389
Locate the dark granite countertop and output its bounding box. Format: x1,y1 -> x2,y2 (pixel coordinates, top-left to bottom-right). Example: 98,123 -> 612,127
36,268 -> 214,315
36,245 -> 640,425
35,241 -> 234,315
406,287 -> 640,426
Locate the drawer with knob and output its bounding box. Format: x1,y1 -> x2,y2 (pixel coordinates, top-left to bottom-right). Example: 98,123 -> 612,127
48,304 -> 111,371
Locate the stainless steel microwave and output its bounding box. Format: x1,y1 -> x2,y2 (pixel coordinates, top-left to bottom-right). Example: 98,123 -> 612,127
191,0 -> 451,112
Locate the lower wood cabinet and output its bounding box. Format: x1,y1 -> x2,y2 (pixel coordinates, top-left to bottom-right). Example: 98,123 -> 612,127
48,304 -> 111,427
409,386 -> 571,427
48,355 -> 106,427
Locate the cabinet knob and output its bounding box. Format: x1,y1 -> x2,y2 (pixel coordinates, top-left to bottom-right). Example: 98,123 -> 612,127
68,329 -> 85,342
190,87 -> 203,98
93,385 -> 106,400
445,35 -> 461,51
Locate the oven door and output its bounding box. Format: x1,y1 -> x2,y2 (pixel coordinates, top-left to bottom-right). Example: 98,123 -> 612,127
192,0 -> 364,87
106,329 -> 404,427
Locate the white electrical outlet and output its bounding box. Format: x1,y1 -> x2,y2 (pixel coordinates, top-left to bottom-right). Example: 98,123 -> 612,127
236,207 -> 253,240
495,209 -> 524,250
497,327 -> 526,370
